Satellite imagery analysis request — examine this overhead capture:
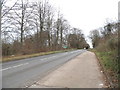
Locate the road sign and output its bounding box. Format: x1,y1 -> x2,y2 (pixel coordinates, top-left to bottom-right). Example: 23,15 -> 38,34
63,46 -> 68,49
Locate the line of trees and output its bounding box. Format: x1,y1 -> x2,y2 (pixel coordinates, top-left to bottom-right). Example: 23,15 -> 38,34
1,0 -> 89,56
89,21 -> 118,50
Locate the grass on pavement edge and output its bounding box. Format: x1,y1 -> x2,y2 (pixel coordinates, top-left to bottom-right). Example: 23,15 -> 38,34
90,49 -> 119,88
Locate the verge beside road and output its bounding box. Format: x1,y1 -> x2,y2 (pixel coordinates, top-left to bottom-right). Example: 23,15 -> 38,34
92,50 -> 118,88
2,49 -> 75,63
30,51 -> 106,88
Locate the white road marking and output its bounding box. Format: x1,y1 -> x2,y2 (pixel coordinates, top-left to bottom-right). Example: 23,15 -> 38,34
40,56 -> 57,61
12,63 -> 29,68
41,58 -> 47,60
0,51 -> 79,71
0,63 -> 29,71
64,52 -> 68,54
51,56 -> 56,58
41,50 -> 81,61
0,67 -> 12,71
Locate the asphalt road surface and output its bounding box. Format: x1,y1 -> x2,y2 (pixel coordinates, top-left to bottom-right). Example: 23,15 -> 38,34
1,50 -> 86,88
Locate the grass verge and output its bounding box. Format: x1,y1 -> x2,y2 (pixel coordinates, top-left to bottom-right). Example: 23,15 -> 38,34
2,49 -> 76,63
91,49 -> 118,88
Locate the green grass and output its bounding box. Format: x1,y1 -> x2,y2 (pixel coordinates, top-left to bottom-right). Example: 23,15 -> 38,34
92,49 -> 119,87
95,51 -> 118,73
2,49 -> 76,63
85,49 -> 117,71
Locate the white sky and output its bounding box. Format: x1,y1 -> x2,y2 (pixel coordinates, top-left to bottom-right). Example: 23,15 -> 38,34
7,0 -> 119,47
48,0 -> 119,47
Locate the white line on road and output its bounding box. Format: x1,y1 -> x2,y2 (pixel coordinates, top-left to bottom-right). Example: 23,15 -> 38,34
12,63 -> 29,68
41,56 -> 57,61
0,67 -> 12,71
41,58 -> 47,60
0,63 -> 29,71
1,51 -> 76,71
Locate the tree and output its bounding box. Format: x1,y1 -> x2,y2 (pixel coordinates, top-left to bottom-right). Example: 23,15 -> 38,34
68,34 -> 78,48
68,28 -> 88,49
89,30 -> 100,48
45,3 -> 54,49
0,0 -> 2,40
1,0 -> 18,56
1,0 -> 28,43
1,0 -> 89,56
28,1 -> 51,51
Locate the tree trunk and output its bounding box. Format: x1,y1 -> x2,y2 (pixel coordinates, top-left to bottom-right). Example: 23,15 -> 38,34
20,3 -> 24,47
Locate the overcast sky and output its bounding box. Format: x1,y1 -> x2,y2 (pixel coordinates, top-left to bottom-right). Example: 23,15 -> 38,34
48,0 -> 119,47
8,0 -> 119,47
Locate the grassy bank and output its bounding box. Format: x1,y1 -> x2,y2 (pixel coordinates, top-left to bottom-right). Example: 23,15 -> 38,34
92,49 -> 118,87
2,49 -> 76,63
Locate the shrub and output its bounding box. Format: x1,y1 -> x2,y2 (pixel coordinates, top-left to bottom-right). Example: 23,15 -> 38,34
107,37 -> 118,50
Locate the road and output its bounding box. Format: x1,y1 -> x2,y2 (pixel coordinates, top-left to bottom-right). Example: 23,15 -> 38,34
1,50 -> 86,88
31,51 -> 105,88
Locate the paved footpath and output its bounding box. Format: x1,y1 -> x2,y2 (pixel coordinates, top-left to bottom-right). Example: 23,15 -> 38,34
29,51 -> 105,88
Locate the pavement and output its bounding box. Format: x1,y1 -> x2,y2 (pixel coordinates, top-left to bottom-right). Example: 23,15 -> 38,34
2,50 -> 85,88
30,51 -> 105,88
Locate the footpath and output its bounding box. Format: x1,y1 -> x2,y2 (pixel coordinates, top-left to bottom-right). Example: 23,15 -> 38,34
29,51 -> 106,88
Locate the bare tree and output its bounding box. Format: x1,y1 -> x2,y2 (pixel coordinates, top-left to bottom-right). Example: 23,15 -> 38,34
45,4 -> 54,48
1,0 -> 89,56
1,0 -> 19,18
1,0 -> 18,41
29,1 -> 49,51
7,0 -> 30,44
0,0 -> 2,35
0,0 -> 2,58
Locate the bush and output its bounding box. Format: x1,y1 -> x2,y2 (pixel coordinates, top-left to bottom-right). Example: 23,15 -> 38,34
107,37 -> 118,50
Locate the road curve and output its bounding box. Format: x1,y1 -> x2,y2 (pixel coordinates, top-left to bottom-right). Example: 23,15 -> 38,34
2,50 -> 86,88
